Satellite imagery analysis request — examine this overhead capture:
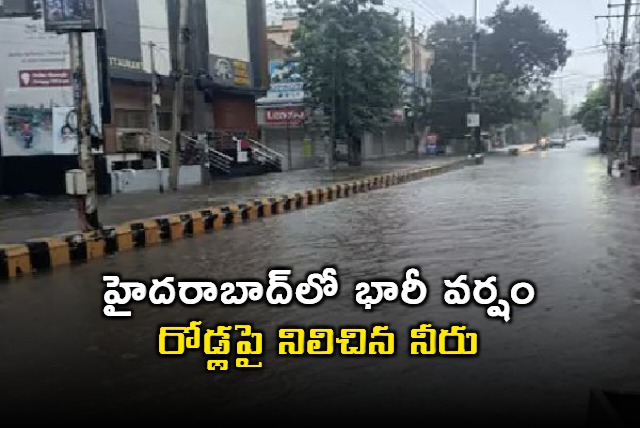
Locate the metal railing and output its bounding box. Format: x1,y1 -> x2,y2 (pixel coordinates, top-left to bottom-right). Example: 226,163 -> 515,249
152,134 -> 231,174
236,137 -> 284,171
180,133 -> 232,174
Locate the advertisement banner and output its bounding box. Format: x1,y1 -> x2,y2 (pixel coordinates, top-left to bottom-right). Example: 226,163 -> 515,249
209,54 -> 253,87
0,17 -> 101,157
52,107 -> 78,154
267,60 -> 304,100
19,69 -> 72,87
43,0 -> 101,33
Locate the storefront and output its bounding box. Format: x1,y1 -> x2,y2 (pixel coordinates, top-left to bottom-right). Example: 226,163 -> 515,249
256,100 -> 318,170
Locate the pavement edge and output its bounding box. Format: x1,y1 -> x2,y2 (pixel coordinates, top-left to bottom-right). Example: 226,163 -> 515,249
0,159 -> 468,281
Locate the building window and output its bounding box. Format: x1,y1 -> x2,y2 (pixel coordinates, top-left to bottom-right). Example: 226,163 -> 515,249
114,109 -> 148,129
158,112 -> 172,131
157,113 -> 191,132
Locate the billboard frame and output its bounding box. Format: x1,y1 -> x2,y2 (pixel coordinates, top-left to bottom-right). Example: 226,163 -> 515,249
43,0 -> 104,34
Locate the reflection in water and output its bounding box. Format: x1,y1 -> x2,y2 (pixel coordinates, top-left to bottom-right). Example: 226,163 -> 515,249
0,139 -> 639,423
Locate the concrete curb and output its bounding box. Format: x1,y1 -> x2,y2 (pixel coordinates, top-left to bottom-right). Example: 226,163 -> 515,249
0,159 -> 468,281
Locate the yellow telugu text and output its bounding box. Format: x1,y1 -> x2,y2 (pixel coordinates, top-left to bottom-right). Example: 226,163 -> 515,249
157,322 -> 478,371
278,324 -> 478,356
159,322 -> 263,372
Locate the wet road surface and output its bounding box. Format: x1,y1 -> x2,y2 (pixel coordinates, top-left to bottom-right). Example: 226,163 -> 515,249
0,155 -> 462,243
1,139 -> 639,425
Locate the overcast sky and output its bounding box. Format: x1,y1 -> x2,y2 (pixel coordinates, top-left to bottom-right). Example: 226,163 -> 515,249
414,0 -> 612,109
267,0 -> 621,108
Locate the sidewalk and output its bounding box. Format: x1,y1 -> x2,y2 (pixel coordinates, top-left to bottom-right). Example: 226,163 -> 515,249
0,155 -> 464,244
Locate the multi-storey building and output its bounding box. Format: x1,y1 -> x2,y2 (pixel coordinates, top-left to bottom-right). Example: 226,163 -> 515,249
258,14 -> 434,170
0,0 -> 268,195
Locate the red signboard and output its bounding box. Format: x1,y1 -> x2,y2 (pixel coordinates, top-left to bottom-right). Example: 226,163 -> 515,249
18,69 -> 71,88
265,108 -> 306,125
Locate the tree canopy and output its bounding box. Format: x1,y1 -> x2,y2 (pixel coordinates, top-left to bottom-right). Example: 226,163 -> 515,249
572,82 -> 608,134
427,0 -> 571,138
293,0 -> 405,165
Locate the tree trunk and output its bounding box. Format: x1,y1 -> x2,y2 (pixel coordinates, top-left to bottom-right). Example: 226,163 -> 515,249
347,132 -> 362,166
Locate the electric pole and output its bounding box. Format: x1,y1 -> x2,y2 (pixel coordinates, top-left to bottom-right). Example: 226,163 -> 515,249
169,0 -> 191,191
148,41 -> 163,193
411,11 -> 419,156
70,32 -> 101,232
469,0 -> 482,155
559,70 -> 565,140
608,0 -> 632,176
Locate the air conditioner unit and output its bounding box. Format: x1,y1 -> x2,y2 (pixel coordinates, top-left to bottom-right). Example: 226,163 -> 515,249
119,132 -> 147,152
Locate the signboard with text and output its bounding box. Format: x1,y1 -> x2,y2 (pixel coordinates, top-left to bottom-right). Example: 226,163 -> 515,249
209,54 -> 253,88
265,108 -> 307,125
467,113 -> 480,128
18,69 -> 71,87
267,59 -> 305,100
43,0 -> 102,33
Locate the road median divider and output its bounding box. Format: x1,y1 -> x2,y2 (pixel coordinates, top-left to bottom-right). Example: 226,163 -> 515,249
156,216 -> 183,242
179,212 -> 206,237
0,244 -> 32,279
65,232 -> 106,263
129,220 -> 161,248
1,160 -> 467,281
24,238 -> 71,273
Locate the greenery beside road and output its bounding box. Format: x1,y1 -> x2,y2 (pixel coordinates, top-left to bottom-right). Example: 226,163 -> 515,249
291,0 -> 571,162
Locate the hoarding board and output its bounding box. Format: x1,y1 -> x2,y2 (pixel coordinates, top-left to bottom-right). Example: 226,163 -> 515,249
43,0 -> 102,33
0,17 -> 101,157
209,54 -> 253,87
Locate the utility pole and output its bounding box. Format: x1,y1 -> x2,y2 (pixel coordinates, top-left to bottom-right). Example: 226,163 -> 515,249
608,0 -> 632,176
148,41 -> 163,193
558,70 -> 565,140
411,11 -> 419,156
469,0 -> 482,156
70,32 -> 101,232
331,40 -> 338,168
169,0 -> 190,191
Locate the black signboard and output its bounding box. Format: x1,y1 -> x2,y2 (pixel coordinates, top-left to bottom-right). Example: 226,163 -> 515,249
43,0 -> 101,32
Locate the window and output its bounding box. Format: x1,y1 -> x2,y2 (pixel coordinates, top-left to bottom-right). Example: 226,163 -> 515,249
114,109 -> 148,129
158,112 -> 172,131
157,113 -> 191,132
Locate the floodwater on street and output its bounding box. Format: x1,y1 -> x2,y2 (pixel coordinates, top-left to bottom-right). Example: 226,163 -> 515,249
1,138 -> 639,425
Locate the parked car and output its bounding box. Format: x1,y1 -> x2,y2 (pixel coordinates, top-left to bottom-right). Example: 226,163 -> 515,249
576,135 -> 588,141
549,138 -> 566,148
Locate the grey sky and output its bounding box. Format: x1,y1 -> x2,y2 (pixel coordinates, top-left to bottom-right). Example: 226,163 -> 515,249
266,0 -> 617,108
398,0 -> 611,109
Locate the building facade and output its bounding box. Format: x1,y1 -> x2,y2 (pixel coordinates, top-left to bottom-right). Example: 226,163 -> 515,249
258,15 -> 435,170
0,0 -> 268,195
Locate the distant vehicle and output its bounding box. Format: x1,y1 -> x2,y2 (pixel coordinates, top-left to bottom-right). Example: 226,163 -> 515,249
549,138 -> 566,148
576,135 -> 588,141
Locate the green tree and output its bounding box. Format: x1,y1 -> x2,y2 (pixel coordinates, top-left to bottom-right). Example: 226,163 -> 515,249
482,1 -> 571,89
293,0 -> 405,165
427,16 -> 475,139
572,83 -> 608,134
427,0 -> 570,138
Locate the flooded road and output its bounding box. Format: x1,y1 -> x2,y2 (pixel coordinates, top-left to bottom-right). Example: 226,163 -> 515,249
1,139 -> 639,425
0,156 -> 461,243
